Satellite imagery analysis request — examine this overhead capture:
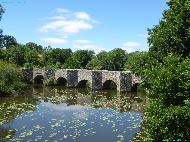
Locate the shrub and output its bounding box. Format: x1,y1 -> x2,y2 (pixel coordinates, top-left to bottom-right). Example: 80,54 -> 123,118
0,61 -> 26,96
142,54 -> 190,141
43,77 -> 57,86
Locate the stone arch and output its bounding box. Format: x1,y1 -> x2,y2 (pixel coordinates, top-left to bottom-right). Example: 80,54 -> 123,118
77,80 -> 90,88
57,77 -> 67,86
34,75 -> 44,84
102,80 -> 117,90
131,83 -> 139,92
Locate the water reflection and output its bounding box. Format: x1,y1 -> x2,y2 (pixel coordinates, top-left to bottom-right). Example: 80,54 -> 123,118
31,85 -> 146,113
0,85 -> 146,142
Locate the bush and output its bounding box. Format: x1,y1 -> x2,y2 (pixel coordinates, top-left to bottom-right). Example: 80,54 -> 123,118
43,77 -> 57,86
142,54 -> 190,141
145,54 -> 190,106
0,61 -> 26,96
143,101 -> 190,141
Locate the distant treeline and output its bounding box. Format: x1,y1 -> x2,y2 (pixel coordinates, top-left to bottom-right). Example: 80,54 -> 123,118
0,40 -> 147,72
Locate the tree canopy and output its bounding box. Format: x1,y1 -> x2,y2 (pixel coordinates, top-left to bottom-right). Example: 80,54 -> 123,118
0,4 -> 4,48
138,0 -> 190,141
148,0 -> 190,60
0,4 -> 4,21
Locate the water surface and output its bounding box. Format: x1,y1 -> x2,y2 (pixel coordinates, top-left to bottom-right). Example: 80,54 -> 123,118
0,86 -> 146,142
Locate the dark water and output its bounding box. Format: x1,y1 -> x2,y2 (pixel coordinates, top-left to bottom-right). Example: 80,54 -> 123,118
0,86 -> 146,142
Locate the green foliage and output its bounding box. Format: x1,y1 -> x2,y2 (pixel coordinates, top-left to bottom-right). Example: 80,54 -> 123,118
148,0 -> 190,60
96,51 -> 110,70
108,48 -> 127,71
0,4 -> 4,48
25,42 -> 44,54
63,57 -> 81,69
143,101 -> 190,142
125,51 -> 148,75
86,56 -> 102,70
145,54 -> 190,106
0,4 -> 4,21
64,50 -> 94,69
1,35 -> 17,48
0,48 -> 6,60
0,61 -> 26,96
142,54 -> 190,141
43,77 -> 57,86
87,48 -> 127,71
140,0 -> 190,141
24,50 -> 39,68
43,48 -> 72,68
6,45 -> 26,66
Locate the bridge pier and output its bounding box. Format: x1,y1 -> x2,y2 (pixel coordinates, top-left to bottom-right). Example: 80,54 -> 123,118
67,70 -> 78,87
119,72 -> 132,92
91,71 -> 102,90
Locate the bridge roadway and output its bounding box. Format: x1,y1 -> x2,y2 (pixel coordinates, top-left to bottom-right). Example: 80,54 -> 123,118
22,68 -> 140,92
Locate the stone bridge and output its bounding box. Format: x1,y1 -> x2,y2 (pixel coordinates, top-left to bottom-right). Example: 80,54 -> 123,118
22,68 -> 140,92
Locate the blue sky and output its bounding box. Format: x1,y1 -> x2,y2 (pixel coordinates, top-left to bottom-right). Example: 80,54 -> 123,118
0,0 -> 168,53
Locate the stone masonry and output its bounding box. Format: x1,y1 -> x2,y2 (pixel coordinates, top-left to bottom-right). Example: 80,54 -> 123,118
22,68 -> 139,92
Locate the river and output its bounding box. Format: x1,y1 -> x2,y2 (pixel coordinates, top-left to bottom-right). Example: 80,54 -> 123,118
0,85 -> 146,142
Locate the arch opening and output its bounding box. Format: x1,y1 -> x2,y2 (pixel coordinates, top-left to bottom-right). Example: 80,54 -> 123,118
102,80 -> 117,90
34,75 -> 44,84
57,77 -> 67,86
131,83 -> 139,92
77,80 -> 89,88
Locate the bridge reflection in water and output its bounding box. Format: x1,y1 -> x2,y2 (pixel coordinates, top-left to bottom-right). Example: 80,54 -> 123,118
31,85 -> 146,113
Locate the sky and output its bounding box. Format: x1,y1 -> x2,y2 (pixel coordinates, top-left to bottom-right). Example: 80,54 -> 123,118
0,0 -> 168,53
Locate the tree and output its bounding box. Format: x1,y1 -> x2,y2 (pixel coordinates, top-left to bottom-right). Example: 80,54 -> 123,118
1,35 -> 17,48
0,48 -> 6,60
0,4 -> 4,21
63,57 -> 81,69
25,42 -> 43,53
6,45 -> 26,66
142,54 -> 190,141
96,51 -> 110,70
0,5 -> 4,48
24,50 -> 39,68
0,61 -> 26,96
86,56 -> 102,70
43,48 -> 72,68
125,51 -> 148,75
87,49 -> 127,71
109,48 -> 127,71
140,0 -> 190,141
148,0 -> 190,61
64,50 -> 94,69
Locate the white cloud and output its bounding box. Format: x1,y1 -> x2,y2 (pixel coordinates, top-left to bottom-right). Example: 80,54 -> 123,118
41,101 -> 87,112
75,12 -> 91,21
121,42 -> 141,53
39,20 -> 93,34
38,8 -> 98,35
40,37 -> 67,44
55,8 -> 70,13
73,40 -> 105,53
48,16 -> 66,20
75,40 -> 92,44
123,42 -> 141,47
